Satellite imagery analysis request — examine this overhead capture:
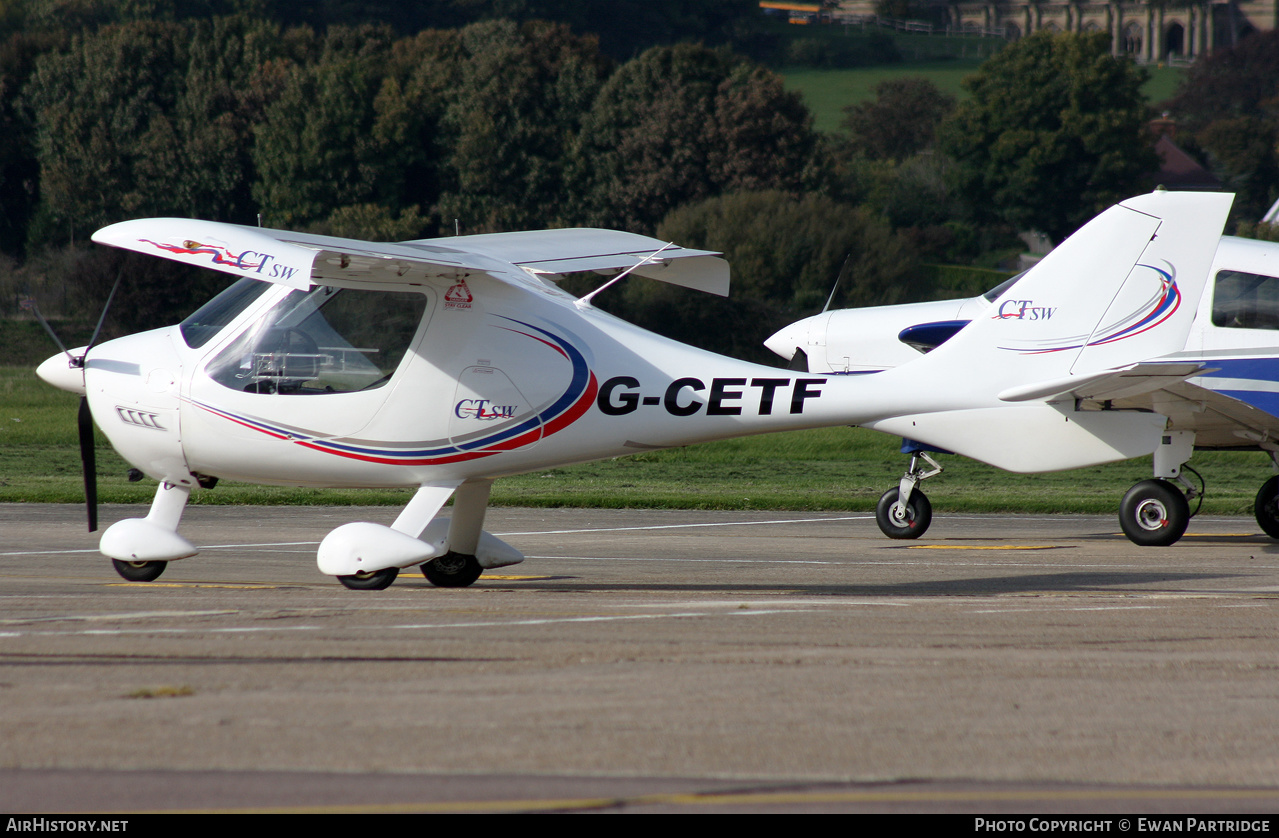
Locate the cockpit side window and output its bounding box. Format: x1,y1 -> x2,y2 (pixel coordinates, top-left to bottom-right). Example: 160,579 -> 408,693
179,277 -> 272,348
206,286 -> 428,394
1212,269 -> 1279,330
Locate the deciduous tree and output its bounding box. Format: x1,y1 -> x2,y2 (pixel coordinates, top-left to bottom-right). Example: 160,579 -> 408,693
569,43 -> 816,233
25,21 -> 190,244
841,77 -> 955,162
1166,30 -> 1279,225
435,19 -> 609,234
599,190 -> 921,361
939,32 -> 1157,241
1166,29 -> 1279,131
25,17 -> 295,247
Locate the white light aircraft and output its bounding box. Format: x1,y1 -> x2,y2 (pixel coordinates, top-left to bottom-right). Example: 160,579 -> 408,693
37,190 -> 1231,588
768,190 -> 1279,547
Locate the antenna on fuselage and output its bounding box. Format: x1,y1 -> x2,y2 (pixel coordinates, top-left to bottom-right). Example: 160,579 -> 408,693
574,241 -> 676,310
822,253 -> 853,313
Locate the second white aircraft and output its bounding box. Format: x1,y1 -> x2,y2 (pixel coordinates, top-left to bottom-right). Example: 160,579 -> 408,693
770,190 -> 1279,547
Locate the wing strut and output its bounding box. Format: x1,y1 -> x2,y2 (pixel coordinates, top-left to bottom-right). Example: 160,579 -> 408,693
575,242 -> 677,309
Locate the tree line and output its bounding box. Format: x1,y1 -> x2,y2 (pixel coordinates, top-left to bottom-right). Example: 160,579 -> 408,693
0,9 -> 874,358
2,3 -> 1276,361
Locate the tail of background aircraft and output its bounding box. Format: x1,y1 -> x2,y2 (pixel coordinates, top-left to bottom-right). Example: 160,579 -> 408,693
860,190 -> 1233,473
926,190 -> 1232,387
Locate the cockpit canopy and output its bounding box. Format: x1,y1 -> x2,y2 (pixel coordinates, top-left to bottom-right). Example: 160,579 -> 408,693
182,279 -> 427,395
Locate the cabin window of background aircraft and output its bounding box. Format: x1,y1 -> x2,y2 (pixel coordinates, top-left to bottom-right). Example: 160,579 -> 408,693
1211,270 -> 1279,330
205,285 -> 427,394
180,277 -> 272,348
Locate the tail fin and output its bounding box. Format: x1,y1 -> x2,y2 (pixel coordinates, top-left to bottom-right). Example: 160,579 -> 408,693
859,191 -> 1234,473
923,190 -> 1233,389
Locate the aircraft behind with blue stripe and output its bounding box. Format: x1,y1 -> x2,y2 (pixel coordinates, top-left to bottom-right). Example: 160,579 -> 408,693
769,190 -> 1279,547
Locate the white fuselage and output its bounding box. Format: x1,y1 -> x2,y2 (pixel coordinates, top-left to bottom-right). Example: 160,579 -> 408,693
54,190 -> 1234,498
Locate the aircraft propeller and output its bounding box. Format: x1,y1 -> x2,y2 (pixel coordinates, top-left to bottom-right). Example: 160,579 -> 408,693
29,275 -> 121,532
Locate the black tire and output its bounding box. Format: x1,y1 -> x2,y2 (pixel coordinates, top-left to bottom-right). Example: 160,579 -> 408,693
421,551 -> 483,588
875,487 -> 932,539
337,567 -> 398,590
1255,476 -> 1279,539
111,559 -> 166,582
1119,479 -> 1189,546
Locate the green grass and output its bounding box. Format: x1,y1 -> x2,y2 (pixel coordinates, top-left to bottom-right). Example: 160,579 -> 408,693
781,61 -> 983,133
1142,64 -> 1186,106
783,60 -> 1187,134
1,366 -> 1271,515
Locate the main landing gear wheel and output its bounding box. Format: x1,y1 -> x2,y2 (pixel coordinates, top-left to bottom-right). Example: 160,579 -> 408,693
110,559 -> 167,582
422,551 -> 483,588
1254,476 -> 1279,539
337,566 -> 398,590
1119,479 -> 1190,547
875,487 -> 932,539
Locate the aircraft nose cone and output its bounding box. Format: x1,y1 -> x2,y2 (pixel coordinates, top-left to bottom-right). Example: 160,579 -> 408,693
36,350 -> 87,395
763,321 -> 809,361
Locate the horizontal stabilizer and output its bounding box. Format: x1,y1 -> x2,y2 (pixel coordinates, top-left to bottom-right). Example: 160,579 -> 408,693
998,362 -> 1209,403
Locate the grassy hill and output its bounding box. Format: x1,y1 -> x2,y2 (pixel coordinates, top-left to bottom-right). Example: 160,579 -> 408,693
780,59 -> 1186,134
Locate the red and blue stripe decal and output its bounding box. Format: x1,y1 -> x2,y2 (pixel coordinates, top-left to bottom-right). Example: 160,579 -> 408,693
1002,264 -> 1179,354
1084,264 -> 1181,347
192,316 -> 598,466
141,238 -> 267,271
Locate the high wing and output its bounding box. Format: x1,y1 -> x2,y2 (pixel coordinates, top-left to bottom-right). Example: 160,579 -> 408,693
409,228 -> 730,295
1104,374 -> 1279,451
91,219 -> 729,296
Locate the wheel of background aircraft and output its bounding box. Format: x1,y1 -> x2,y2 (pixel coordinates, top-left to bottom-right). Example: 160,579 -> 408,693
110,559 -> 167,582
1118,479 -> 1189,546
1253,476 -> 1279,539
421,552 -> 483,587
875,487 -> 932,539
337,567 -> 398,590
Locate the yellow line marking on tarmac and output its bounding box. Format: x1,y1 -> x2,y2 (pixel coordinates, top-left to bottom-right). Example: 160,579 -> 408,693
102,576 -> 555,589
133,786 -> 1279,814
106,582 -> 294,589
904,545 -> 1063,551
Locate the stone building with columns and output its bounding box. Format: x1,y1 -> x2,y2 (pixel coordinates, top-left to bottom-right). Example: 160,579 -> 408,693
836,1 -> 1277,61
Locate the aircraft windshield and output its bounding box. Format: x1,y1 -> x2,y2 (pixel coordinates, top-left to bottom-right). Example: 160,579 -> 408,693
179,277 -> 272,348
206,286 -> 427,394
983,273 -> 1024,302
1212,269 -> 1279,330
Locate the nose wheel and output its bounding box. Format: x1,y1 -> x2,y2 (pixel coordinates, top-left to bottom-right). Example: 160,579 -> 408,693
1119,479 -> 1190,546
875,487 -> 932,539
338,567 -> 399,590
875,445 -> 942,539
111,559 -> 167,582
